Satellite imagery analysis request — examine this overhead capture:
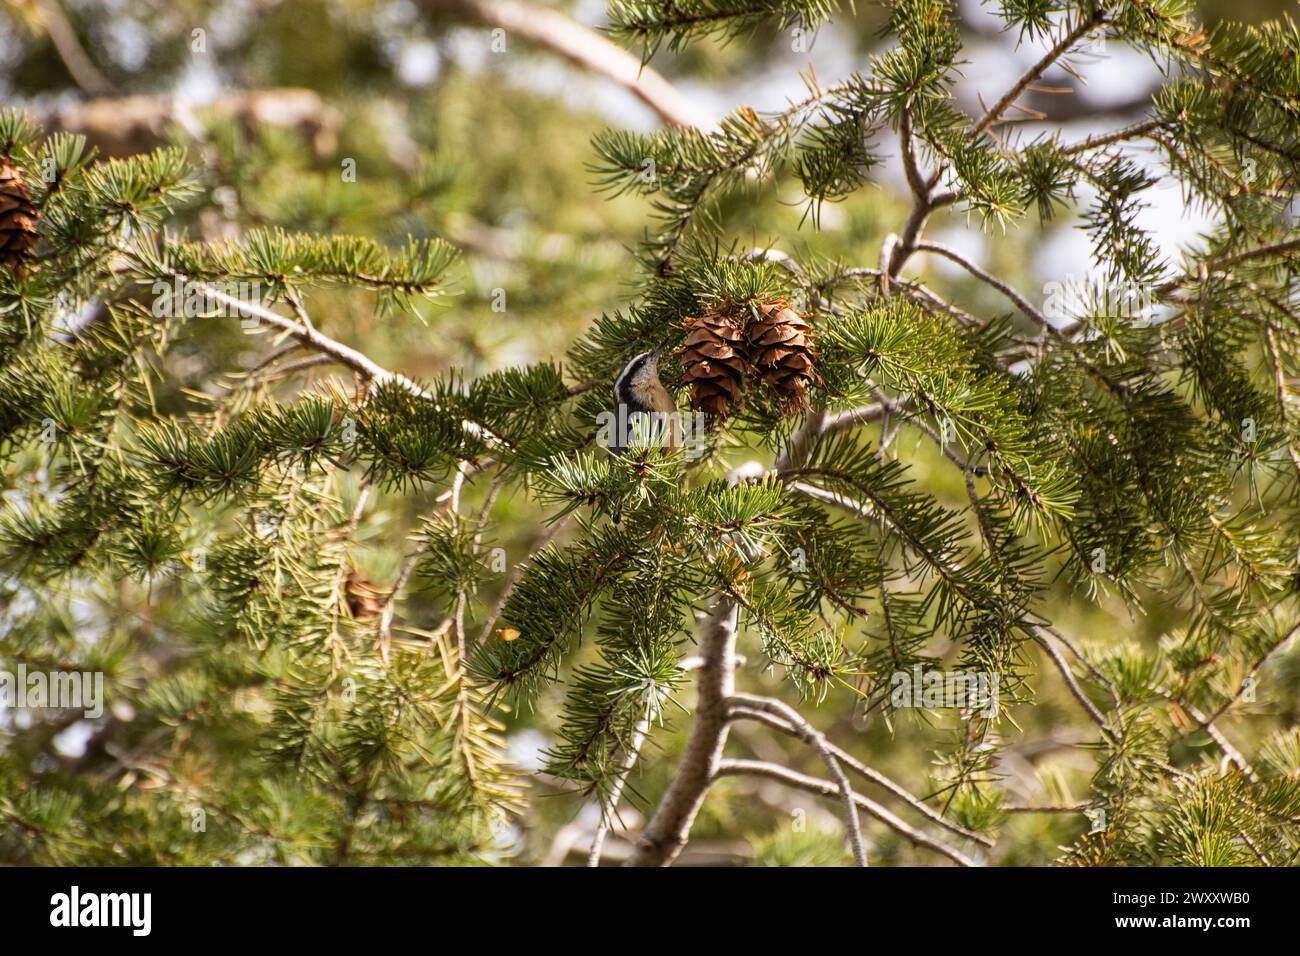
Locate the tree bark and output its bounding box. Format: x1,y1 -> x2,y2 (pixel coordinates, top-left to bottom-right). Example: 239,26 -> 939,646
624,592 -> 737,866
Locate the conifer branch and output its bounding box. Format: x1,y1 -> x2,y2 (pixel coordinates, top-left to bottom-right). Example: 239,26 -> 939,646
117,248 -> 510,451
125,257 -> 426,395
972,10 -> 1105,137
1156,238 -> 1300,298
1213,237 -> 1300,271
819,401 -> 887,436
814,267 -> 980,327
1262,327 -> 1300,482
1169,696 -> 1258,780
887,187 -> 958,277
1062,118 -> 1165,156
475,514 -> 573,646
378,465 -> 472,653
1039,623 -> 1123,713
899,107 -> 930,204
1199,617 -> 1300,728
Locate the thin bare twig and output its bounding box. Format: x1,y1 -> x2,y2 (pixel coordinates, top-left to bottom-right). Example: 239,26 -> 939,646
588,717 -> 651,866
727,703 -> 992,847
726,693 -> 866,866
819,402 -> 887,436
1155,238 -> 1300,298
1002,803 -> 1092,814
913,239 -> 1054,333
121,251 -> 508,450
1031,631 -> 1118,746
972,12 -> 1104,137
714,759 -> 975,867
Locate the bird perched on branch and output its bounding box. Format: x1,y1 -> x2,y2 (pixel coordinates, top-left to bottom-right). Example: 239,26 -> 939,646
607,343 -> 678,460
604,344 -> 679,525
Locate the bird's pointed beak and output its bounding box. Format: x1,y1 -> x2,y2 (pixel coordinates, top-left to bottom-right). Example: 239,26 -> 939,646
649,341 -> 669,362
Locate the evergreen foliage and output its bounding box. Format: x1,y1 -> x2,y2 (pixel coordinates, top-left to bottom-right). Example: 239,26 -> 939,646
2,0 -> 1299,866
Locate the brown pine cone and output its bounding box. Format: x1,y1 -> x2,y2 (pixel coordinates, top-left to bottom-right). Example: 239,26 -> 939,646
344,568 -> 383,621
0,163 -> 40,276
745,301 -> 819,412
677,310 -> 748,422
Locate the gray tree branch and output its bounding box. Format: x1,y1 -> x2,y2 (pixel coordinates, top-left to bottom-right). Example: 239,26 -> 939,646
714,759 -> 975,867
415,0 -> 705,128
624,592 -> 738,866
726,693 -> 867,866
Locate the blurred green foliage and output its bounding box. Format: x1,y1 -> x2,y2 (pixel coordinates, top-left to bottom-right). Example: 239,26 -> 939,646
0,0 -> 1297,865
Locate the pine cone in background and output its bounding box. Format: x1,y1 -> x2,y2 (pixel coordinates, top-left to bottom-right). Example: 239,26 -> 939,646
0,163 -> 39,275
745,301 -> 818,412
344,568 -> 383,621
677,310 -> 748,422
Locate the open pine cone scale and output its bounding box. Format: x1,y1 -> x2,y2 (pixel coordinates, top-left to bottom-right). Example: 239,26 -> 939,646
0,163 -> 40,276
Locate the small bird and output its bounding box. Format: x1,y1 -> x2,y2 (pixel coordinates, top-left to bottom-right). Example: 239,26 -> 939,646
608,343 -> 678,460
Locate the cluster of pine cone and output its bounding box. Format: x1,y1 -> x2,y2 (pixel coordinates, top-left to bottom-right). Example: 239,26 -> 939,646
0,163 -> 39,275
676,300 -> 818,421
